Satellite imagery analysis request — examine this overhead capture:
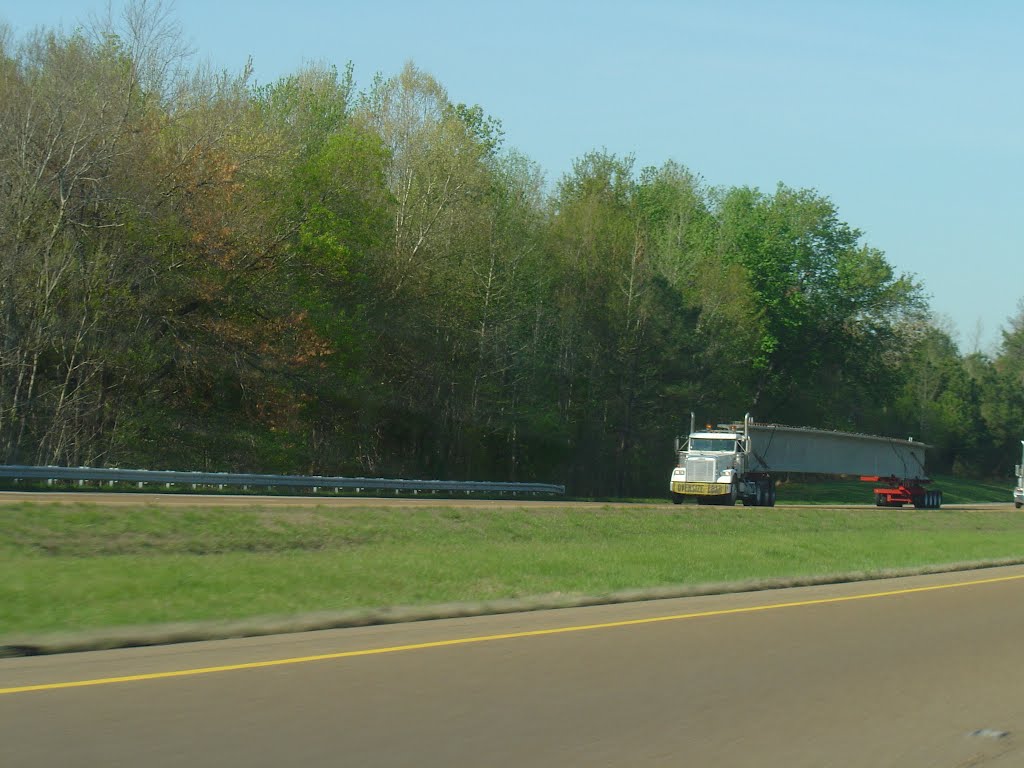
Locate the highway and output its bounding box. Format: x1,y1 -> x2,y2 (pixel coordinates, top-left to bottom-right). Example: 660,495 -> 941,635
3,566 -> 1024,767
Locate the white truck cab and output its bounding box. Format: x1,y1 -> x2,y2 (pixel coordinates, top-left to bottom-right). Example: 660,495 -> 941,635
670,414 -> 775,506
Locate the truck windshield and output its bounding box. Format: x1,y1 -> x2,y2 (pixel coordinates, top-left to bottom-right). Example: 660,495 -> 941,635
689,438 -> 738,452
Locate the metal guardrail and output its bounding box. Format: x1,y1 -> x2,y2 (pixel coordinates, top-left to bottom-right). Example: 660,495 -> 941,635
0,465 -> 566,496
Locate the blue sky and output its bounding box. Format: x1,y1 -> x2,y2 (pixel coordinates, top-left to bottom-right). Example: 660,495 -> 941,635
5,0 -> 1022,353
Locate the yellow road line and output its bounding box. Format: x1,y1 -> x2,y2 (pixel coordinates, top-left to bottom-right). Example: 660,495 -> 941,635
4,572 -> 1023,696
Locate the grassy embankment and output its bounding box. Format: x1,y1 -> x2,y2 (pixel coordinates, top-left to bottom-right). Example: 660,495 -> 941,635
0,474 -> 1019,639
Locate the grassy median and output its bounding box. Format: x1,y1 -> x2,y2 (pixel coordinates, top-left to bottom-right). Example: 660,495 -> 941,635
2,486 -> 1023,639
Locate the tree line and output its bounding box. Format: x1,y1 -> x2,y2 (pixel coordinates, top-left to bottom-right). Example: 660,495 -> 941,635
1,6 -> 1022,496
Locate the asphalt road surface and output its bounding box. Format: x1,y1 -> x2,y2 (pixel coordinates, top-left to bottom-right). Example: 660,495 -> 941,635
3,566 -> 1024,767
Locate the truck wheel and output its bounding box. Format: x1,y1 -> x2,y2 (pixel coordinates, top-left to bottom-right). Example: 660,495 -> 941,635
752,482 -> 764,507
1017,502 -> 1023,509
671,492 -> 684,505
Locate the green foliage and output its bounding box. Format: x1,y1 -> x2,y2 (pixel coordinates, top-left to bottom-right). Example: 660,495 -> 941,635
1,8 -> 1021,495
979,302 -> 1024,474
713,184 -> 926,425
890,326 -> 983,473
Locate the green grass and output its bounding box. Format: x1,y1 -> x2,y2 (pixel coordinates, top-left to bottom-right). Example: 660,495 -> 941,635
2,496 -> 1024,638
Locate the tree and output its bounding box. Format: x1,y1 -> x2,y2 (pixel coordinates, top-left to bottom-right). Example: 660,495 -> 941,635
0,17 -> 170,465
978,301 -> 1024,475
255,66 -> 392,472
891,320 -> 985,473
638,163 -> 760,420
350,62 -> 521,479
713,184 -> 925,427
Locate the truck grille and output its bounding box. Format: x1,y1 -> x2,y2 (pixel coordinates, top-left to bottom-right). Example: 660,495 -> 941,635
686,457 -> 717,482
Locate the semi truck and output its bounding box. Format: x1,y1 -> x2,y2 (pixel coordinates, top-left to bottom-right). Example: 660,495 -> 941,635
670,413 -> 941,508
1015,441 -> 1024,509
